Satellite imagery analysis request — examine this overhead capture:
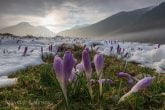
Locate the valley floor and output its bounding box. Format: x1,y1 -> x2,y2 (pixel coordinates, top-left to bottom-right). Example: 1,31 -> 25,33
0,35 -> 164,109
0,53 -> 164,109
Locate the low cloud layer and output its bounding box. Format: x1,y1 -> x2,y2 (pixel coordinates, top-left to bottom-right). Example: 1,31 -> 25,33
0,0 -> 164,33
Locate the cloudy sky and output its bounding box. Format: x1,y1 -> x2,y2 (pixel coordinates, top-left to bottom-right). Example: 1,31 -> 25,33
0,0 -> 164,33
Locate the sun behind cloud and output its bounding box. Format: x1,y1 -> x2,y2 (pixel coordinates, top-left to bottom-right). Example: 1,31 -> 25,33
41,15 -> 56,26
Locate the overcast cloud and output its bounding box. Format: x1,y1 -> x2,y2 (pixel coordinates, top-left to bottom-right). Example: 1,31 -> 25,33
0,0 -> 164,32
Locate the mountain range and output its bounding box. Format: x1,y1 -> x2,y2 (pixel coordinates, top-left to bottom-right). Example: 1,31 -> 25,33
0,22 -> 55,37
58,2 -> 165,43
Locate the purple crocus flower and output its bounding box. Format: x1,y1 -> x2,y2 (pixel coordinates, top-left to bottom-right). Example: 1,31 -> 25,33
53,52 -> 75,106
85,47 -> 90,53
76,62 -> 84,73
74,58 -> 78,64
50,44 -> 53,52
119,77 -> 155,102
53,56 -> 64,83
41,47 -> 43,54
98,78 -> 114,96
117,45 -> 120,54
106,79 -> 114,85
94,53 -> 104,77
69,68 -> 77,82
18,45 -> 21,50
82,49 -> 92,79
94,53 -> 104,96
124,52 -> 129,58
63,51 -> 75,83
48,45 -> 53,52
17,40 -> 20,44
117,72 -> 134,84
23,46 -> 28,56
110,46 -> 113,52
82,48 -> 93,98
130,77 -> 155,92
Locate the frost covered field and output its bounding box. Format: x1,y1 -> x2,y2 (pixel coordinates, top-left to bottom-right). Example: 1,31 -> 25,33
0,35 -> 164,77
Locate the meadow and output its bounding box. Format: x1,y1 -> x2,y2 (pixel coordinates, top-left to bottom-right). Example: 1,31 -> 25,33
0,44 -> 164,110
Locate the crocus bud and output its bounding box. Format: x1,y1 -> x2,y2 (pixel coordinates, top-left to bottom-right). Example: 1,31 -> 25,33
76,62 -> 84,73
53,56 -> 63,83
18,45 -> 21,50
74,58 -> 78,64
63,51 -> 75,83
85,47 -> 90,53
69,68 -> 77,82
119,77 -> 155,102
41,47 -> 43,54
94,53 -> 104,76
106,79 -> 114,84
110,46 -> 113,52
117,45 -> 120,54
23,46 -> 28,56
82,49 -> 92,79
130,77 -> 154,92
117,72 -> 134,84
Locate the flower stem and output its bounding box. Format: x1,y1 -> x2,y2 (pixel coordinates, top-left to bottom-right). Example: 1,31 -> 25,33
99,72 -> 103,97
60,83 -> 68,107
87,81 -> 93,100
117,79 -> 123,98
99,80 -> 103,98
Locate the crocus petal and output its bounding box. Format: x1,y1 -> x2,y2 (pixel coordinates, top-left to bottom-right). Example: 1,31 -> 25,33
98,79 -> 106,84
63,51 -> 75,83
119,77 -> 155,102
130,77 -> 155,92
82,49 -> 92,79
69,68 -> 77,82
76,62 -> 84,73
106,79 -> 115,84
117,72 -> 134,84
94,53 -> 104,76
53,56 -> 63,83
74,58 -> 78,64
85,47 -> 90,53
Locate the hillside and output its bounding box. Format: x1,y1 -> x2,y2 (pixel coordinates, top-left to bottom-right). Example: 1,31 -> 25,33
0,22 -> 55,37
58,2 -> 165,43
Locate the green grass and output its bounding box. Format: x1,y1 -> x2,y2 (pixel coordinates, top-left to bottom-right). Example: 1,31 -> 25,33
0,46 -> 164,110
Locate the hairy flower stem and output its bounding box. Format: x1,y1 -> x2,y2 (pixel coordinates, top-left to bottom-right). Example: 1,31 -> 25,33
87,80 -> 93,100
99,72 -> 103,97
99,80 -> 103,98
60,83 -> 68,107
123,61 -> 128,72
118,91 -> 131,103
117,79 -> 123,98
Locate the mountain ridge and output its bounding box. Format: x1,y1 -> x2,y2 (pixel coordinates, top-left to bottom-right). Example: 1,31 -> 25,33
58,2 -> 165,43
0,22 -> 56,37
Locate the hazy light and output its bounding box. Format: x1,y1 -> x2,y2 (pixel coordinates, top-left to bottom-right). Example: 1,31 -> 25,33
41,15 -> 56,26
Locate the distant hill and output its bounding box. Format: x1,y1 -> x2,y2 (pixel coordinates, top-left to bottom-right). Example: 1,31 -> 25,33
58,2 -> 165,43
0,22 -> 56,37
71,24 -> 90,29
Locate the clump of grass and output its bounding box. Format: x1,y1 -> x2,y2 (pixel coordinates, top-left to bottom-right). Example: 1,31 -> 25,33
0,46 -> 164,109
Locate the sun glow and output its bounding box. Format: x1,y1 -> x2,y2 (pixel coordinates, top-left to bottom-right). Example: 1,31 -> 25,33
41,15 -> 56,26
